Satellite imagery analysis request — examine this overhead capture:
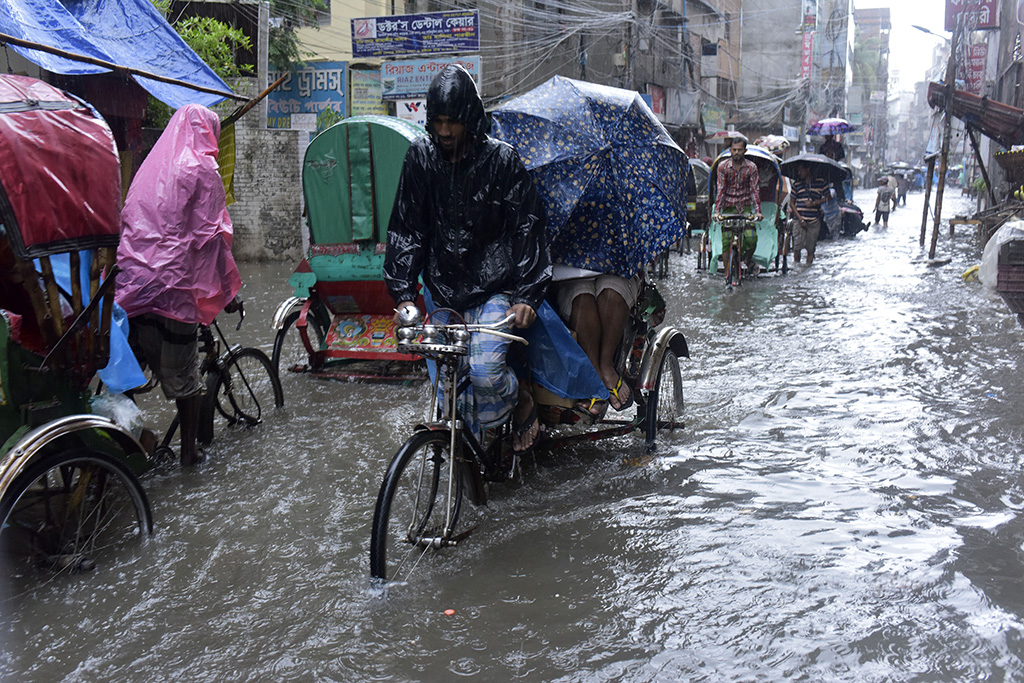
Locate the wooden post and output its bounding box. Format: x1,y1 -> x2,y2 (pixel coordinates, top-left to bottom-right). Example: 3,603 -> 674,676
921,155 -> 937,246
929,45 -> 958,260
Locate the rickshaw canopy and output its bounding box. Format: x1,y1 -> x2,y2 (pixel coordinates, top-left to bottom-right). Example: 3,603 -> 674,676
0,74 -> 121,259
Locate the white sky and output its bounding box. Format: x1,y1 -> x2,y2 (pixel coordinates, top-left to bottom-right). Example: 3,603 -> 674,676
853,0 -> 949,91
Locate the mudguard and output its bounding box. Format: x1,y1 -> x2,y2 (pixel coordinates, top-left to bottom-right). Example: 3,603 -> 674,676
637,327 -> 689,392
271,296 -> 306,330
0,414 -> 149,502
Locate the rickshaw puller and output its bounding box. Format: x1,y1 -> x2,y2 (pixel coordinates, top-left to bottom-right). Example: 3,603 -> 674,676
712,137 -> 763,276
384,64 -> 551,454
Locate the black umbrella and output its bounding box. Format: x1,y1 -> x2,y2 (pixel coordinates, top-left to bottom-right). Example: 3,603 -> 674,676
779,152 -> 849,185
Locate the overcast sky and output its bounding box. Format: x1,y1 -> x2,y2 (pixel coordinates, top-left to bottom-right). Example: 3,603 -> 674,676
854,0 -> 948,91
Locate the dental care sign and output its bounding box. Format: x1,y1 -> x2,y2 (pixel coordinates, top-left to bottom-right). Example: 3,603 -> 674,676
351,10 -> 479,58
267,61 -> 347,129
945,0 -> 998,31
381,56 -> 481,100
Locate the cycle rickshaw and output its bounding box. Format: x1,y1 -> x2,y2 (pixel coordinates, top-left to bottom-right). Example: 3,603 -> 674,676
697,144 -> 788,284
0,75 -> 152,581
369,76 -> 691,584
270,115 -> 427,383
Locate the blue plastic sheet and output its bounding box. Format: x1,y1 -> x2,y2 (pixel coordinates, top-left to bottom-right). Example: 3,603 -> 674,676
44,252 -> 146,394
423,289 -> 607,401
0,0 -> 232,109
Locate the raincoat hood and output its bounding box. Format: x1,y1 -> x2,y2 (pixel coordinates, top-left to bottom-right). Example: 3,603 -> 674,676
115,104 -> 241,325
425,64 -> 489,143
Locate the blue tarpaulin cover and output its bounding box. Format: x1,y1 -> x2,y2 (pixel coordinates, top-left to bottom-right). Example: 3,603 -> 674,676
0,0 -> 233,108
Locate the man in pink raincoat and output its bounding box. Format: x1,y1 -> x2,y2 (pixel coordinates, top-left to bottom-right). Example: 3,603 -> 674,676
116,104 -> 241,467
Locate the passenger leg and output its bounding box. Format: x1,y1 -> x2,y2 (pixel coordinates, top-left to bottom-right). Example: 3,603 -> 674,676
596,289 -> 632,410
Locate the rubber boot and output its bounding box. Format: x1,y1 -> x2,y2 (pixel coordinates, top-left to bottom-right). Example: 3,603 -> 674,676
176,394 -> 205,467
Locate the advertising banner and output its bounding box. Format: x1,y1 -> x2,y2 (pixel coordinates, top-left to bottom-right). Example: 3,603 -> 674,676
646,84 -> 666,121
267,61 -> 347,129
351,10 -> 479,58
381,56 -> 480,100
945,0 -> 998,31
801,31 -> 815,79
350,68 -> 388,116
395,98 -> 427,126
966,43 -> 988,94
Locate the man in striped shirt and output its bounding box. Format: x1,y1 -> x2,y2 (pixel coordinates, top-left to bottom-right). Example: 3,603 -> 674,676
713,137 -> 763,276
788,162 -> 829,265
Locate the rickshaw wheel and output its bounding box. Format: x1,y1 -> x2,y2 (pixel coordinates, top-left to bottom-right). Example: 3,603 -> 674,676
209,348 -> 284,430
370,429 -> 465,583
643,351 -> 684,449
0,448 -> 153,578
272,310 -> 328,376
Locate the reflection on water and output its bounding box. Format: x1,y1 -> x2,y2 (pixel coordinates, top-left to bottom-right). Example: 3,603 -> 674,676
5,192 -> 1024,680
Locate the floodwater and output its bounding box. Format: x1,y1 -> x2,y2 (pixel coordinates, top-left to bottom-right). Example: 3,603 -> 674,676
4,188 -> 1024,682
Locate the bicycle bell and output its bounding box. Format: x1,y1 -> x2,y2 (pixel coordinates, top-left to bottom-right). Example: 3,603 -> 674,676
451,329 -> 471,347
396,304 -> 422,327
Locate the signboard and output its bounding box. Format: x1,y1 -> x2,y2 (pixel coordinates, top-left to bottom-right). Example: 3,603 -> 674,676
701,43 -> 718,79
267,61 -> 347,129
802,0 -> 817,31
782,124 -> 799,141
945,0 -> 998,31
350,69 -> 387,116
966,42 -> 988,94
351,10 -> 479,58
701,103 -> 727,134
396,98 -> 427,126
801,31 -> 815,79
869,90 -> 886,103
666,88 -> 700,126
381,56 -> 480,100
646,84 -> 666,121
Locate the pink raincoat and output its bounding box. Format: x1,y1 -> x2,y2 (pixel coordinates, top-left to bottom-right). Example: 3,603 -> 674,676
116,104 -> 241,325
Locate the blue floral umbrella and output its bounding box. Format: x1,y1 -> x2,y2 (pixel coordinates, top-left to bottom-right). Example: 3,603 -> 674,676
491,76 -> 688,278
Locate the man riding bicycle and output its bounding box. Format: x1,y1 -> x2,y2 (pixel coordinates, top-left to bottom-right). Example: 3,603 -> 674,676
712,136 -> 763,277
384,64 -> 551,454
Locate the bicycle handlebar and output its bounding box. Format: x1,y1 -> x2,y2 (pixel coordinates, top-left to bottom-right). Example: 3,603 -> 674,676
396,312 -> 528,354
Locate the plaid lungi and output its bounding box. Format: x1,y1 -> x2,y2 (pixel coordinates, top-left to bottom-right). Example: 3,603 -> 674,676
432,293 -> 519,440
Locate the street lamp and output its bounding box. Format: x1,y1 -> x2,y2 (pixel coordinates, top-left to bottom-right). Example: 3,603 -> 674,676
911,25 -> 951,43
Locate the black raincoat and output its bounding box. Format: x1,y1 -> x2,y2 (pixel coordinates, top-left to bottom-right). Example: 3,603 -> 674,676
384,65 -> 550,313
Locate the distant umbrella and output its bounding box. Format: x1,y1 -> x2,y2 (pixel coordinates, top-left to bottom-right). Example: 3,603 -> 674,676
808,117 -> 856,136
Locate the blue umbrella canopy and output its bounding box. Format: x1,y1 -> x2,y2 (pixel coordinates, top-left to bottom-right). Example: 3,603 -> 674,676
491,76 -> 687,278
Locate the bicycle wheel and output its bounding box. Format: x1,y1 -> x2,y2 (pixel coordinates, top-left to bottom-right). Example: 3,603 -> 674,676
211,348 -> 284,429
728,242 -> 743,287
643,351 -> 684,448
370,429 -> 465,583
0,449 -> 153,577
272,310 -> 327,376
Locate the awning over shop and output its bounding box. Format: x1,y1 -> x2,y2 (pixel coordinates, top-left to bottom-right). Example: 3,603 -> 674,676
0,0 -> 234,109
927,81 -> 1024,149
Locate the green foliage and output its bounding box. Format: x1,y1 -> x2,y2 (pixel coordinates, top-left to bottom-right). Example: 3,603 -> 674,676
269,0 -> 327,70
176,16 -> 254,79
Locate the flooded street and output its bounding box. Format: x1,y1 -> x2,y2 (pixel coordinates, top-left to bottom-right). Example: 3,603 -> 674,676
5,188 -> 1024,681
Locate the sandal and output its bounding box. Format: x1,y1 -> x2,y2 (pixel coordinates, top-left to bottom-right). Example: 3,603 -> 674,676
512,403 -> 540,454
574,397 -> 608,419
607,376 -> 634,412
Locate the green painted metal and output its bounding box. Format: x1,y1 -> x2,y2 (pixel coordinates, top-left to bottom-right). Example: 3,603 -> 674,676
302,115 -> 426,282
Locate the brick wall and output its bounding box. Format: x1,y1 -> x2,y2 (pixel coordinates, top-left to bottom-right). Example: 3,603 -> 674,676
228,118 -> 304,262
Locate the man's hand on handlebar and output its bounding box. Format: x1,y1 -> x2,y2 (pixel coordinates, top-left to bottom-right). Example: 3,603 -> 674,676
506,303 -> 536,329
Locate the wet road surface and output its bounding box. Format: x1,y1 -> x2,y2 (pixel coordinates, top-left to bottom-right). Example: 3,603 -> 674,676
4,188 -> 1024,681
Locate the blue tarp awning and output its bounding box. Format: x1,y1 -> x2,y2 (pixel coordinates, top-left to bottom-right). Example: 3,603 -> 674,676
0,0 -> 235,109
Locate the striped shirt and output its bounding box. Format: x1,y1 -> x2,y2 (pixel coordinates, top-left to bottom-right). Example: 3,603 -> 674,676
714,158 -> 761,215
790,177 -> 829,221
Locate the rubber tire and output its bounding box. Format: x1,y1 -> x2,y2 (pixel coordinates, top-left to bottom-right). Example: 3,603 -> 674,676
643,351 -> 683,448
370,429 -> 464,582
271,310 -> 328,377
209,347 -> 284,430
728,244 -> 743,287
0,448 -> 153,577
